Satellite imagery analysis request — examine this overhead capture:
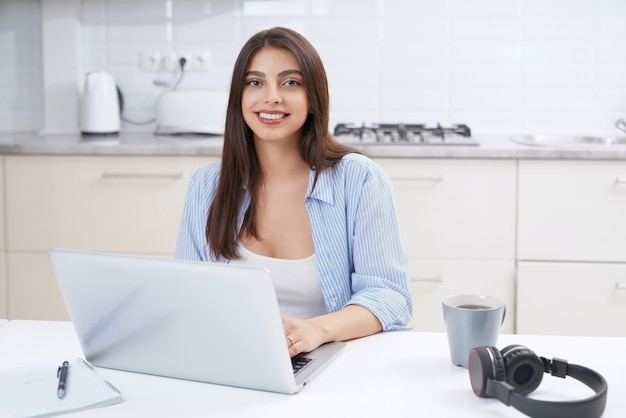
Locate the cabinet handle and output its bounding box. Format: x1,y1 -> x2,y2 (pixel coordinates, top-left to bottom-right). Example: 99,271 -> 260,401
102,172 -> 183,180
616,282 -> 626,289
411,276 -> 443,283
393,176 -> 443,182
615,178 -> 626,184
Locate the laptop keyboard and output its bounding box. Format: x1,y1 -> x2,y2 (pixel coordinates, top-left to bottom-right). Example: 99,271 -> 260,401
292,356 -> 313,375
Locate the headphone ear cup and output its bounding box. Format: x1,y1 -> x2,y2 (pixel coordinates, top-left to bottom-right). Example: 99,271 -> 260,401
501,345 -> 544,395
468,346 -> 505,398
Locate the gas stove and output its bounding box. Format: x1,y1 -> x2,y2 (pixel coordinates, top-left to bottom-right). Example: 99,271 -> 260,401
333,123 -> 478,145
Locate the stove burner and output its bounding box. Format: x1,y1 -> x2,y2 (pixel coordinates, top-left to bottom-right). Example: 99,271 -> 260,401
333,123 -> 477,145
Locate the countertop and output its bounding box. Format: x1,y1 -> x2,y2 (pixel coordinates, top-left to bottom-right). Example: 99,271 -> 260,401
1,132 -> 626,159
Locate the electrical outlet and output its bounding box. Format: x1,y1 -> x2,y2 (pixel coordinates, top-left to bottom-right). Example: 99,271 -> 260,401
160,51 -> 180,72
139,50 -> 211,72
187,50 -> 211,71
176,51 -> 194,72
139,51 -> 162,71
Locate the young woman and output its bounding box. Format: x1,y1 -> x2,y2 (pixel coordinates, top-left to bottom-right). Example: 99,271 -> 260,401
176,27 -> 412,357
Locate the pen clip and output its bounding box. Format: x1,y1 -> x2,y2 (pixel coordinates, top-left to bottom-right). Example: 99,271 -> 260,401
57,361 -> 69,377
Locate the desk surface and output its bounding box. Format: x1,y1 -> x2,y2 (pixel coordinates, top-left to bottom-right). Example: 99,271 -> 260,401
0,320 -> 623,417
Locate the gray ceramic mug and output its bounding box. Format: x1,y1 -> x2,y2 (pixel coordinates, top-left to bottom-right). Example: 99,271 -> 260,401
442,294 -> 506,368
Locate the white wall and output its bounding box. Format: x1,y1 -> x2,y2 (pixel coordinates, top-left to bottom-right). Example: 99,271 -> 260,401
0,0 -> 42,132
2,0 -> 626,135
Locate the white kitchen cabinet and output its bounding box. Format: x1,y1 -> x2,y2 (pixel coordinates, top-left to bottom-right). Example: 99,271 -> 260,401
376,159 -> 516,259
6,155 -> 212,253
5,155 -> 213,320
0,253 -> 5,319
375,159 -> 517,332
6,253 -> 68,320
517,261 -> 626,337
517,160 -> 626,336
518,160 -> 626,262
408,259 -> 515,333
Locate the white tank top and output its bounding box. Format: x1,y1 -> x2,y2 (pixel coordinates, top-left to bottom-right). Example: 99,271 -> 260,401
228,242 -> 327,319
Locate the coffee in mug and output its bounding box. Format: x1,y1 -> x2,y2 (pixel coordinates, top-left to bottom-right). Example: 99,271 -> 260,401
456,304 -> 491,310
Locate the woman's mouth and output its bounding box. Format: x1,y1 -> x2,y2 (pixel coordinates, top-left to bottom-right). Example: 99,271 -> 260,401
257,111 -> 288,124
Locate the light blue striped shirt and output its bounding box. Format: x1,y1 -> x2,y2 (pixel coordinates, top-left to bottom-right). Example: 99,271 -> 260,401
175,153 -> 413,331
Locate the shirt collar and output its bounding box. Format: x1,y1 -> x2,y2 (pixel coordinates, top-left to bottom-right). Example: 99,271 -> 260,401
306,167 -> 334,205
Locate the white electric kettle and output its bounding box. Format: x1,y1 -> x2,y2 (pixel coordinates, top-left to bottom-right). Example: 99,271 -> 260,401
79,71 -> 121,135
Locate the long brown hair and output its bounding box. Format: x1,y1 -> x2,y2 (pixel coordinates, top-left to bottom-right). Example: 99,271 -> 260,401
206,27 -> 358,260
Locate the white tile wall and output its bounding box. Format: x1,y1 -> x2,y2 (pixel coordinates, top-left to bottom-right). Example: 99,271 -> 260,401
1,0 -> 626,134
0,0 -> 42,132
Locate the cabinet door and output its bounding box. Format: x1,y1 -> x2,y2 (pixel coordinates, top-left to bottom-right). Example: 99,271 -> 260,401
7,252 -> 69,320
376,159 -> 516,259
0,253 -> 6,318
6,155 -> 212,254
408,259 -> 515,333
517,261 -> 626,337
518,160 -> 626,262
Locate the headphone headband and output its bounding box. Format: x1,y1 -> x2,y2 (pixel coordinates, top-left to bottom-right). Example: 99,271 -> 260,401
470,346 -> 608,418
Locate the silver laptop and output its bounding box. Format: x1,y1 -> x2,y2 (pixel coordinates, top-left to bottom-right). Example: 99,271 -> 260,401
48,248 -> 345,394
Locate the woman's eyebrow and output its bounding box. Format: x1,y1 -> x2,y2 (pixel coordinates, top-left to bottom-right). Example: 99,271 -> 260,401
244,69 -> 302,77
278,69 -> 303,77
245,70 -> 264,77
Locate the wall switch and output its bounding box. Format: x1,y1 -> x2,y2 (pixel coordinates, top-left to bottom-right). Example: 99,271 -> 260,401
139,50 -> 211,72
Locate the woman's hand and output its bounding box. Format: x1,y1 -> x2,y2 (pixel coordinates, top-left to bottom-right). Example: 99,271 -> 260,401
282,316 -> 329,357
282,305 -> 383,357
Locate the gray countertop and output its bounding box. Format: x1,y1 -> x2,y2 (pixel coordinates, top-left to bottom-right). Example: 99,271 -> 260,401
1,132 -> 626,160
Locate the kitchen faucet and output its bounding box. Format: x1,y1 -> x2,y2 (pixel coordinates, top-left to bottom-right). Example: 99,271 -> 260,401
617,118 -> 626,134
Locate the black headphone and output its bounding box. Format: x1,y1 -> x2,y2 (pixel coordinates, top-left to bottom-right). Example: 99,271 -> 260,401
468,345 -> 608,418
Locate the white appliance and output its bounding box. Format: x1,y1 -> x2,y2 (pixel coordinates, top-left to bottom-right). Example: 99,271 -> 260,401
79,71 -> 121,135
155,90 -> 228,135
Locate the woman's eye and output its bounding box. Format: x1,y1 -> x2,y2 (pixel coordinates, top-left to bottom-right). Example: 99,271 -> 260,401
246,79 -> 261,87
284,79 -> 301,87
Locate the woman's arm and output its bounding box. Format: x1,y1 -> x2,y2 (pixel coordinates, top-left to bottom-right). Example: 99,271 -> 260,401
342,157 -> 413,330
298,156 -> 412,355
175,163 -> 222,261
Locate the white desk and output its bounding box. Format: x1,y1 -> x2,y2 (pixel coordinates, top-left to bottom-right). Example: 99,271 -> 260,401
0,320 -> 7,328
0,320 -> 623,417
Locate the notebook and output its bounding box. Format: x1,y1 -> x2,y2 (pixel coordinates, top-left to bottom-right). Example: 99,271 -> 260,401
48,248 -> 345,394
0,357 -> 121,418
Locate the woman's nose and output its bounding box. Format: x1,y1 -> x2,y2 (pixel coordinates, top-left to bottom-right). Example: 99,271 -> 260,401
265,86 -> 282,104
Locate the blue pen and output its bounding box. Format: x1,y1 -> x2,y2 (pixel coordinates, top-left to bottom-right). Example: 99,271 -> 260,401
57,361 -> 69,399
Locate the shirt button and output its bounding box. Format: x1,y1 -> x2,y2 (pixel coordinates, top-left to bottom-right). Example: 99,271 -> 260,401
331,301 -> 338,308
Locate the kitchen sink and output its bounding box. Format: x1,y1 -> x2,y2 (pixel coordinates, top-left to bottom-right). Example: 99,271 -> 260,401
510,134 -> 626,148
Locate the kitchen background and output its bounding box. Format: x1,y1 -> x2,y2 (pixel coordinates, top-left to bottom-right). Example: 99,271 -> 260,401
1,0 -> 626,135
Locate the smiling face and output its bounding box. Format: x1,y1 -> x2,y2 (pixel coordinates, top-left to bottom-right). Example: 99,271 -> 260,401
241,47 -> 310,147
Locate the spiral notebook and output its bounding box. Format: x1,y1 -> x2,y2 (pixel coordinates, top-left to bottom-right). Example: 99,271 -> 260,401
0,357 -> 122,418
